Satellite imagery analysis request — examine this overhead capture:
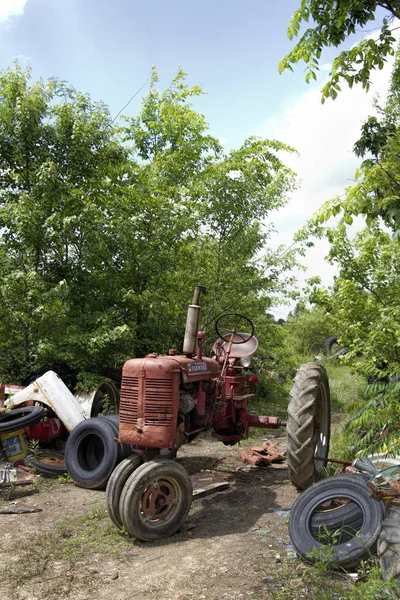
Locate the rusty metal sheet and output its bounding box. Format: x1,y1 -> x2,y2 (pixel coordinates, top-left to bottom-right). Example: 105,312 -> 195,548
240,440 -> 285,466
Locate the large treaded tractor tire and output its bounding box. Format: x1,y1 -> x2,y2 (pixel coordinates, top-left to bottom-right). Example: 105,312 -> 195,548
287,363 -> 331,490
323,336 -> 338,356
378,503 -> 400,597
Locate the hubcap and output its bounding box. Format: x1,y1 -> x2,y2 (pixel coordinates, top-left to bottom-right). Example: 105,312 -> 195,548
141,477 -> 181,524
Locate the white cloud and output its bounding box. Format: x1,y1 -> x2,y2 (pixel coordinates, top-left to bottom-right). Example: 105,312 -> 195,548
262,32 -> 399,317
218,136 -> 227,146
0,0 -> 28,22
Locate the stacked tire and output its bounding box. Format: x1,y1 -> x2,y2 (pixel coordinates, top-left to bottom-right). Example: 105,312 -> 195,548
65,415 -> 133,489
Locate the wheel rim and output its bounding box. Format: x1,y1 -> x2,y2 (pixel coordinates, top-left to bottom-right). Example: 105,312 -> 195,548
314,383 -> 330,474
139,476 -> 182,527
41,456 -> 66,467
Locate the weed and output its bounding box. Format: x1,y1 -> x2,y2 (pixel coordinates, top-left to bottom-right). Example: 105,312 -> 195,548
28,438 -> 42,460
99,392 -> 116,416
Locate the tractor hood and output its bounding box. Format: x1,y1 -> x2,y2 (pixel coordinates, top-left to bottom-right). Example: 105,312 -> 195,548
123,354 -> 221,383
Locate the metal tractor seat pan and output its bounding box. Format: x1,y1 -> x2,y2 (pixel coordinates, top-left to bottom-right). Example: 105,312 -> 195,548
212,334 -> 259,359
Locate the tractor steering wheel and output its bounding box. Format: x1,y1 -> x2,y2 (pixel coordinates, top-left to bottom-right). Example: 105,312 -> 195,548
215,313 -> 254,344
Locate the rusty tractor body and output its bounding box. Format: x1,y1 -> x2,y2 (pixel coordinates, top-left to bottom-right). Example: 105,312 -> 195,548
108,286 -> 330,541
118,286 -> 284,456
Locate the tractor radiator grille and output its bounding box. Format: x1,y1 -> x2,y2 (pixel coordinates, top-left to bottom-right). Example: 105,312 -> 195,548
120,375 -> 174,427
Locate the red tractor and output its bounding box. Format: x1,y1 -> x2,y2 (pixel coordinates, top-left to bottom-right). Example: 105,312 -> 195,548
106,286 -> 331,540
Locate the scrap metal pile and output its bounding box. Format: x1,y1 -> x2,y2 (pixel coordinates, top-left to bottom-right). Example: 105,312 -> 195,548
0,371 -> 121,498
287,455 -> 400,593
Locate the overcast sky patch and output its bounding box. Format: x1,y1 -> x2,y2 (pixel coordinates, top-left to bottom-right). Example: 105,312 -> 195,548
0,0 -> 28,22
261,39 -> 397,316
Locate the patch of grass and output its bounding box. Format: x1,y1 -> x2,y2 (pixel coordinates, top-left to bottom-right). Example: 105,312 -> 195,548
272,556 -> 396,600
325,362 -> 366,411
329,427 -> 359,463
3,502 -> 131,587
321,362 -> 367,462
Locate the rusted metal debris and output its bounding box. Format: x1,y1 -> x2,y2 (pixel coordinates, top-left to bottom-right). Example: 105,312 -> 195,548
367,478 -> 400,503
0,466 -> 38,487
316,455 -> 352,466
0,508 -> 42,514
240,440 -> 285,466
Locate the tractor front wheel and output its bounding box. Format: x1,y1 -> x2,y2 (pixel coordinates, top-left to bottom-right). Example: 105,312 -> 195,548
287,363 -> 331,490
119,458 -> 193,541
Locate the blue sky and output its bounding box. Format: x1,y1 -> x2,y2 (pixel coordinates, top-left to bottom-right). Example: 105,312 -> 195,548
0,0 -> 396,315
0,0 -> 368,144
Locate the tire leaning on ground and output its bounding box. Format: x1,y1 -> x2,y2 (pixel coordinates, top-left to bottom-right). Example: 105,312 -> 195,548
0,406 -> 44,434
25,450 -> 67,477
287,363 -> 331,490
65,417 -> 119,489
378,503 -> 400,597
119,458 -> 193,541
289,474 -> 383,569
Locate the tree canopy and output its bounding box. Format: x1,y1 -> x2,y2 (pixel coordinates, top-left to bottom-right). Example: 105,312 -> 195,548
0,64 -> 298,384
279,0 -> 400,101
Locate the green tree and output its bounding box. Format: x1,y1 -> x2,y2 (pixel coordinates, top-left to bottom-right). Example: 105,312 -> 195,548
0,64 -> 130,381
0,64 -> 299,383
279,0 -> 400,101
306,224 -> 400,456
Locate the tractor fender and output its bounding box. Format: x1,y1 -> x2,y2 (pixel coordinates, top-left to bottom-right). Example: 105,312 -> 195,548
5,371 -> 86,432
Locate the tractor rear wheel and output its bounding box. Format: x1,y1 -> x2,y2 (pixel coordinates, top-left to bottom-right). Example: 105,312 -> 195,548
119,458 -> 192,541
287,363 -> 331,490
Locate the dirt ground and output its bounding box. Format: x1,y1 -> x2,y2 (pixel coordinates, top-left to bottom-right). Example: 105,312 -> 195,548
0,433 -> 306,600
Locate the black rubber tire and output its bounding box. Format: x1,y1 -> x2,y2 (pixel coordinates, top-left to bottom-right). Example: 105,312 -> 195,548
289,474 -> 383,569
101,415 -> 132,460
65,418 -> 119,489
323,336 -> 338,356
0,406 -> 44,434
332,348 -> 348,359
24,450 -> 67,477
105,454 -> 144,528
310,473 -> 369,543
119,458 -> 193,541
287,363 -> 331,490
378,503 -> 400,596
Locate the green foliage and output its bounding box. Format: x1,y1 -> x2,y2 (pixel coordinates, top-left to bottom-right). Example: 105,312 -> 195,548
27,439 -> 42,460
280,0 -> 400,101
0,63 -> 299,383
347,380 -> 400,456
298,221 -> 400,455
283,305 -> 337,358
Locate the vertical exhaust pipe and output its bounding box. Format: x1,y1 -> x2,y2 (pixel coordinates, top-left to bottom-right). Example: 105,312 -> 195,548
183,285 -> 207,356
